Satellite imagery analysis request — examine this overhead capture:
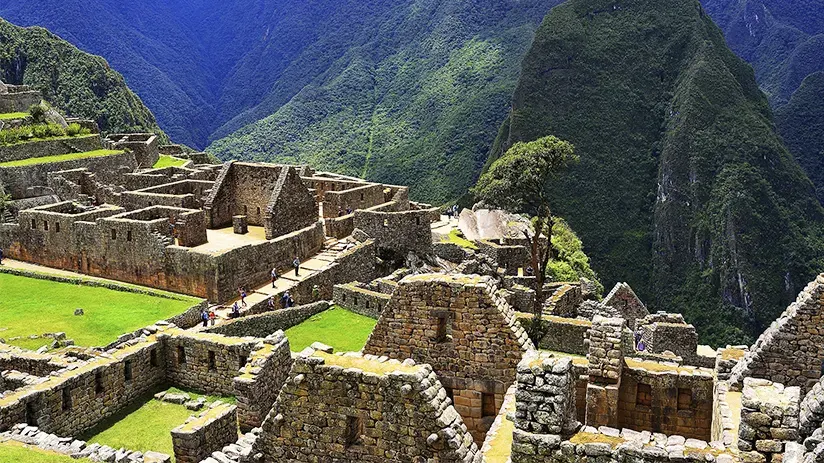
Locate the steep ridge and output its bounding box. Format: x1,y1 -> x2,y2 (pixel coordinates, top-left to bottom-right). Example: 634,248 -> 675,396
491,0 -> 824,344
0,19 -> 162,137
207,0 -> 560,202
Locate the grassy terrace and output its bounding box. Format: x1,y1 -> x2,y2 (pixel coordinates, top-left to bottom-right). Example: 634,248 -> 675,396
0,149 -> 122,167
0,441 -> 93,463
0,112 -> 28,120
285,306 -> 377,352
81,387 -> 234,460
154,154 -> 188,168
441,229 -> 478,249
0,273 -> 200,349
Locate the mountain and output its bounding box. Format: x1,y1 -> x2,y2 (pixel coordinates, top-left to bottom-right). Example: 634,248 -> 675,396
208,0 -> 560,202
701,0 -> 824,201
0,1 -> 559,198
490,0 -> 824,344
0,19 -> 162,137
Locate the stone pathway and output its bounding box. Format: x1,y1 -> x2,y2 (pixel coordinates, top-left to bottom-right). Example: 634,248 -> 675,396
430,214 -> 459,240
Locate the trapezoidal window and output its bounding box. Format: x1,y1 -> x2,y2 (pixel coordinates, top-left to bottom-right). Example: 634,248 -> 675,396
150,349 -> 158,367
31,219 -> 36,229
434,313 -> 449,343
111,229 -> 117,240
482,393 -> 497,417
124,360 -> 133,382
127,230 -> 132,242
25,402 -> 37,426
256,206 -> 261,215
61,387 -> 72,411
244,205 -> 248,215
95,371 -> 104,395
239,355 -> 248,369
344,415 -> 363,448
55,222 -> 60,233
636,383 -> 652,407
43,221 -> 48,231
177,345 -> 186,364
208,351 -> 217,371
677,388 -> 692,410
360,193 -> 364,201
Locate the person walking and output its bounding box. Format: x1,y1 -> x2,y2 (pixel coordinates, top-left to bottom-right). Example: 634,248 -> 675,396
292,257 -> 300,277
238,287 -> 248,307
267,296 -> 275,311
280,292 -> 289,309
231,302 -> 240,319
201,309 -> 209,328
208,308 -> 216,326
271,267 -> 279,288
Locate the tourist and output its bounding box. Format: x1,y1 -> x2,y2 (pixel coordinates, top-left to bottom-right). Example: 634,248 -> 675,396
0,247 -> 4,265
293,257 -> 300,276
268,296 -> 276,311
208,308 -> 216,326
201,309 -> 209,328
346,206 -> 352,215
280,292 -> 289,309
525,266 -> 534,276
338,206 -> 344,217
312,285 -> 320,301
287,293 -> 295,308
238,287 -> 248,307
231,303 -> 240,319
634,328 -> 643,350
271,267 -> 279,288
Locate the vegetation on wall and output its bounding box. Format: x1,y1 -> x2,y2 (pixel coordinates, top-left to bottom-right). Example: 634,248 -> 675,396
0,19 -> 164,139
490,0 -> 824,345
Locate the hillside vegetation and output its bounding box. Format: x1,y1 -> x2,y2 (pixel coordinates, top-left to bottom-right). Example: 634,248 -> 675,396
491,0 -> 824,344
0,19 -> 163,137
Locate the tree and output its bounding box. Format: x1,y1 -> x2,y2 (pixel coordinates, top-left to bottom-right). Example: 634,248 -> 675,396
471,135 -> 578,335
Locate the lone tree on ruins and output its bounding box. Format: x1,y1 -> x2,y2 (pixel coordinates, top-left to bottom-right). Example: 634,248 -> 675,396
472,135 -> 578,332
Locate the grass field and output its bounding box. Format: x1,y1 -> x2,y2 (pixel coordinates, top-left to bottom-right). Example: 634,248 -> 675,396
285,306 -> 377,352
81,387 -> 235,459
0,273 -> 200,349
0,112 -> 28,120
153,154 -> 188,168
0,441 -> 93,462
442,229 -> 478,250
0,149 -> 122,167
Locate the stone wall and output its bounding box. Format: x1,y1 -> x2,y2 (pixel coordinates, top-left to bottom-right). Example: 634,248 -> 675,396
205,302 -> 331,338
0,89 -> 40,113
121,180 -> 214,211
257,351 -> 483,462
543,283 -> 583,317
0,340 -> 165,437
738,378 -> 800,463
353,208 -> 435,259
585,316 -> 625,428
104,133 -> 159,168
171,402 -> 237,463
730,275 -> 824,393
800,376 -> 824,439
476,240 -> 530,275
602,282 -> 650,329
322,184 -> 385,218
264,166 -> 318,239
161,331 -> 258,396
617,361 -> 714,440
524,314 -> 591,356
333,282 -> 390,319
363,274 -> 533,442
0,150 -> 136,199
712,381 -> 739,448
0,134 -> 102,163
510,352 -> 580,463
233,331 -> 293,432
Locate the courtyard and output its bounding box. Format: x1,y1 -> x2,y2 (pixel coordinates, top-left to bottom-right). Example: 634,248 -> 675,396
0,273 -> 201,350
284,306 -> 376,352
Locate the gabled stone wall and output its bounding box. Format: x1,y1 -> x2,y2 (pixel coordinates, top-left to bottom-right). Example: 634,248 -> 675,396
257,351 -> 483,462
363,274 -> 533,442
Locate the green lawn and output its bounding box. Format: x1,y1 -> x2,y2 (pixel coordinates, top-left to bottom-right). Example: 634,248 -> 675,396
0,149 -> 122,167
0,442 -> 93,462
81,387 -> 235,460
153,154 -> 188,168
285,306 -> 377,352
0,273 -> 200,348
442,229 -> 478,250
0,112 -> 28,120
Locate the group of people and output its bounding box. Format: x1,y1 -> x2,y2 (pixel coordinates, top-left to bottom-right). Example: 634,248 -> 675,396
269,257 -> 302,288
200,307 -> 217,327
446,204 -> 460,219
336,206 -> 354,217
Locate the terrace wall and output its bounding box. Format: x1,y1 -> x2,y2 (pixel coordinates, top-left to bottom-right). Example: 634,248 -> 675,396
353,208 -> 435,258
322,184 -> 385,218
0,135 -> 102,163
161,332 -> 258,396
333,283 -> 390,319
233,332 -> 293,431
205,302 -> 332,338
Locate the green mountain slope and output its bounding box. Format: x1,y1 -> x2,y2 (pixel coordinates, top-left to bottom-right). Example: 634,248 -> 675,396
775,72 -> 824,201
492,0 -> 824,344
207,0 -> 559,203
0,19 -> 162,137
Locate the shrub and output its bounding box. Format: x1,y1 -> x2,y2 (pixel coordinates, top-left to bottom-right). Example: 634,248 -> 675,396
32,124 -> 50,139
65,123 -> 88,136
45,123 -> 64,137
28,102 -> 47,124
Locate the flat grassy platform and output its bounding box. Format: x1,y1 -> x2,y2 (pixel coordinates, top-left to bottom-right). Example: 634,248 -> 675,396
0,273 -> 200,349
0,441 -> 93,462
285,306 -> 376,352
153,154 -> 188,168
0,149 -> 122,167
81,387 -> 235,459
441,229 -> 478,249
0,112 -> 28,120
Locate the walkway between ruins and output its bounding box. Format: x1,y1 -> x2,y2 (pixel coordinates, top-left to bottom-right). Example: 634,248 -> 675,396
201,237 -> 359,325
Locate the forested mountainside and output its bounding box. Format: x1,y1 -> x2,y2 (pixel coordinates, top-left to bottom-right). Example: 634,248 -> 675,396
701,0 -> 824,201
0,20 -> 162,137
0,1 -> 558,201
491,0 -> 824,345
208,0 -> 560,202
